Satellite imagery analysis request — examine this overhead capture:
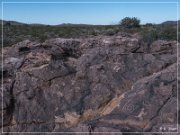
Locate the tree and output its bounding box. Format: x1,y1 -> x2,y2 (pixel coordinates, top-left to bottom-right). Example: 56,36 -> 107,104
120,17 -> 140,28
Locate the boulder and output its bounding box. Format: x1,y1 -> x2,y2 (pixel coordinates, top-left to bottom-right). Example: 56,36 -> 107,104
1,35 -> 178,133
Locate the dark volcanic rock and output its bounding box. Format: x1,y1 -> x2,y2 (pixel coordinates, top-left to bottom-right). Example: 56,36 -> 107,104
1,34 -> 178,134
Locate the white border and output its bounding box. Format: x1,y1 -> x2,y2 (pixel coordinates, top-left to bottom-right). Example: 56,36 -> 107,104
1,1 -> 179,134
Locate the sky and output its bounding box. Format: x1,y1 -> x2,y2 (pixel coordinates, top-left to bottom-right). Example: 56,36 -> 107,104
0,0 -> 179,25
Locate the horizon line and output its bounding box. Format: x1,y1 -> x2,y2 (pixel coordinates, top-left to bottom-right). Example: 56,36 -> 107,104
1,19 -> 179,26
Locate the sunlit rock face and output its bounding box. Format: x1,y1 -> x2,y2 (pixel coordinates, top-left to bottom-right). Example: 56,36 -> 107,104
1,34 -> 178,134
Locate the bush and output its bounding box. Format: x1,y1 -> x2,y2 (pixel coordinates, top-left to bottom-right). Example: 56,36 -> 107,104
158,25 -> 177,41
140,24 -> 178,44
120,17 -> 140,28
140,28 -> 158,44
145,23 -> 154,27
104,28 -> 116,36
39,35 -> 48,42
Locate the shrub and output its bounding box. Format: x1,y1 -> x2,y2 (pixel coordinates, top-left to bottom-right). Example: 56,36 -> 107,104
145,23 -> 154,27
120,17 -> 140,28
140,28 -> 158,45
104,28 -> 116,36
39,35 -> 48,42
158,25 -> 177,41
140,25 -> 178,44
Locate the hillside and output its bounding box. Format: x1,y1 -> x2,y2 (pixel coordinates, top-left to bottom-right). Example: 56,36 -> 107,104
161,20 -> 180,25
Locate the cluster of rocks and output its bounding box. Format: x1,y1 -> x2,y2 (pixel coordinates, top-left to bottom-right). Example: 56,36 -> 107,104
0,33 -> 179,134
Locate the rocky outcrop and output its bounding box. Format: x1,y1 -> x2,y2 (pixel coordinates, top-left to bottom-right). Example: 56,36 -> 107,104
1,33 -> 178,134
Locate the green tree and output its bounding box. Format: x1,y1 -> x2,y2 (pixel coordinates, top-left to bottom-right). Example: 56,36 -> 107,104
120,17 -> 140,28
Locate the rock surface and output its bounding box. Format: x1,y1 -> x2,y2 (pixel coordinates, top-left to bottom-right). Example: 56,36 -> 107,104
0,33 -> 179,134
